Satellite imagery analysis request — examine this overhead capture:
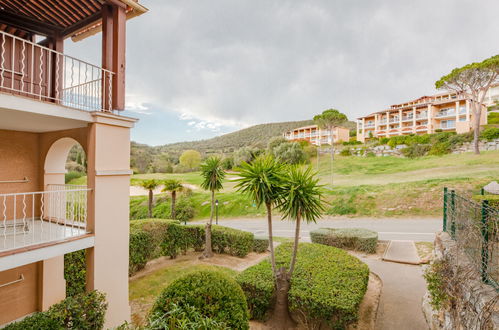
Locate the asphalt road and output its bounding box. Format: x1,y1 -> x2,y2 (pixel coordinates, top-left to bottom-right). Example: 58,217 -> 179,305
202,216 -> 442,242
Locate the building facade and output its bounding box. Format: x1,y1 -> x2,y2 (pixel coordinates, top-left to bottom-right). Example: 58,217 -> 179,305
356,92 -> 488,143
0,1 -> 147,327
284,124 -> 350,146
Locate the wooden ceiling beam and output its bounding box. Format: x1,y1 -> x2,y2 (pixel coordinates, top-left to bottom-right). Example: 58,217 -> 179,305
0,10 -> 61,36
61,11 -> 101,37
31,1 -> 71,26
60,0 -> 88,19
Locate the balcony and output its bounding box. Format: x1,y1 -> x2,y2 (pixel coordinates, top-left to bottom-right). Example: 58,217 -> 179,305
0,30 -> 114,112
435,111 -> 456,118
401,115 -> 414,122
0,185 -> 91,254
416,113 -> 428,120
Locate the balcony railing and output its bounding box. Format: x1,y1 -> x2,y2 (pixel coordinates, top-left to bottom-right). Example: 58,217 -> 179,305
436,111 -> 456,118
0,185 -> 91,252
0,30 -> 114,112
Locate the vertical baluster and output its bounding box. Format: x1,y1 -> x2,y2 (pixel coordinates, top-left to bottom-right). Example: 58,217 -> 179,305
70,58 -> 74,107
55,53 -> 60,102
22,194 -> 27,247
40,191 -> 44,240
69,189 -> 74,236
11,36 -> 15,91
32,193 -> 35,243
62,190 -> 66,238
84,63 -> 88,110
47,48 -> 51,100
2,196 -> 6,250
1,33 -> 5,88
49,190 -> 52,240
20,40 -> 25,94
13,195 -> 16,248
108,72 -> 112,111
38,48 -> 43,99
30,43 -> 34,95
78,61 -> 81,108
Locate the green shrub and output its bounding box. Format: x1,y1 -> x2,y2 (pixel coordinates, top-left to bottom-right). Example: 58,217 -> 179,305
339,148 -> 352,156
428,141 -> 451,156
401,144 -> 431,158
237,243 -> 369,328
147,302 -> 228,329
4,291 -> 107,330
423,260 -> 450,310
150,270 -> 249,329
480,127 -> 499,140
129,228 -> 154,275
253,237 -> 269,253
65,171 -> 84,184
175,197 -> 196,223
488,111 -> 499,124
64,250 -> 86,297
212,226 -> 254,257
130,219 -> 179,259
310,228 -> 378,253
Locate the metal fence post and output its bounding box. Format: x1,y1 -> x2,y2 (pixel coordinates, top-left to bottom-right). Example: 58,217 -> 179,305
443,187 -> 448,232
450,190 -> 456,239
480,200 -> 489,283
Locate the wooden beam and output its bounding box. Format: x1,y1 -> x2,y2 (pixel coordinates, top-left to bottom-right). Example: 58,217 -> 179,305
112,4 -> 126,110
0,10 -> 61,36
101,4 -> 113,111
61,11 -> 101,37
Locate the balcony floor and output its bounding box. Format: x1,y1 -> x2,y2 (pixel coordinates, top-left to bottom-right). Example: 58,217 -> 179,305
0,219 -> 87,253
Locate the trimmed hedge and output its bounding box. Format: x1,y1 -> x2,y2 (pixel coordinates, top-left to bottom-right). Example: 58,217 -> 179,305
147,302 -> 228,329
150,270 -> 249,329
237,243 -> 369,328
253,236 -> 269,253
4,290 -> 107,330
129,219 -> 257,275
64,250 -> 86,297
310,228 -> 378,253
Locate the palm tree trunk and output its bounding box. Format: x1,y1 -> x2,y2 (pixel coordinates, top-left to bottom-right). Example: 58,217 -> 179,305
171,191 -> 176,219
148,189 -> 153,218
201,190 -> 215,258
271,211 -> 300,329
266,203 -> 277,275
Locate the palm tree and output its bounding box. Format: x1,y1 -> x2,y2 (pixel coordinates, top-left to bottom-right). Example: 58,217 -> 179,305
273,166 -> 325,328
234,155 -> 285,278
313,109 -> 348,186
200,156 -> 225,258
139,179 -> 161,218
162,179 -> 184,220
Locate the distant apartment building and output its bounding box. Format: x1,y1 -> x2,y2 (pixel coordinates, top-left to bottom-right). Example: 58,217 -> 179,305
356,91 -> 488,142
0,1 -> 147,327
284,125 -> 350,145
484,83 -> 499,107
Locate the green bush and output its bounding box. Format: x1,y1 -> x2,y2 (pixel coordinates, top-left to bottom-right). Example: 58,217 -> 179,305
65,171 -> 84,184
175,197 -> 196,223
339,148 -> 352,156
4,291 -> 107,330
129,228 -> 154,275
428,141 -> 451,156
212,226 -> 254,257
480,127 -> 499,140
401,144 -> 431,158
310,228 -> 378,253
147,302 -> 228,329
130,219 -> 180,259
488,111 -> 499,124
150,270 -> 249,329
423,260 -> 450,310
237,243 -> 369,328
64,250 -> 86,297
253,237 -> 269,253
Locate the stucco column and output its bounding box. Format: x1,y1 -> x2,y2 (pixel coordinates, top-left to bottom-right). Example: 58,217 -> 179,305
39,256 -> 66,311
86,113 -> 136,328
398,109 -> 402,133
455,101 -> 459,124
427,104 -> 432,134
374,114 -> 378,134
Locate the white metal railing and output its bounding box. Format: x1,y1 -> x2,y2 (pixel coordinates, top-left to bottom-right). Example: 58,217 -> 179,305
0,30 -> 114,112
0,185 -> 91,252
416,113 -> 428,119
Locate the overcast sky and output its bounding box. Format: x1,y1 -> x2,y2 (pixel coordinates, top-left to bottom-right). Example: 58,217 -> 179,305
66,0 -> 499,146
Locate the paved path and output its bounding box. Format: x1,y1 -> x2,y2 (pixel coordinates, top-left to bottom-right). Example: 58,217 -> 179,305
203,216 -> 441,242
383,240 -> 421,264
361,258 -> 429,330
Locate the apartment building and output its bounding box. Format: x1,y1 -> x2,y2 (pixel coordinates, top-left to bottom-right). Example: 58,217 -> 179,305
356,92 -> 488,142
0,1 -> 147,327
484,83 -> 499,107
284,124 -> 350,146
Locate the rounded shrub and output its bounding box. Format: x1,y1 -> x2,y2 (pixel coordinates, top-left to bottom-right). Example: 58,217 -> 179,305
237,243 -> 369,328
150,270 -> 249,329
310,227 -> 378,253
253,236 -> 269,253
212,225 -> 254,257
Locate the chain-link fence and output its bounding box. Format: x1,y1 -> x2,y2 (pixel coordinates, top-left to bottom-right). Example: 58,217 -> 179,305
443,188 -> 499,290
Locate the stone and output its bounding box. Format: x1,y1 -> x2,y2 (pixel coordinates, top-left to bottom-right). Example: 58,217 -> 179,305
483,181 -> 499,195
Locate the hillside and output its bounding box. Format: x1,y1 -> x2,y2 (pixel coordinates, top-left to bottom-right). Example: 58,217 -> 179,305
158,119 -> 315,153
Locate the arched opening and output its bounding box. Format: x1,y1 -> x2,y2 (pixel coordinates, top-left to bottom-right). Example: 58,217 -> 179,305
43,137 -> 89,298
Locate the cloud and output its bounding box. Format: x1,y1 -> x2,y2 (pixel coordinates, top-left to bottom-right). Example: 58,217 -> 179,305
67,0 -> 499,132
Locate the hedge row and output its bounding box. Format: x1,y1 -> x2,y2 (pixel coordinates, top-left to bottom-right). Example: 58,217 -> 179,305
129,219 -> 268,275
150,270 -> 249,329
4,291 -> 107,330
236,243 -> 369,328
310,228 -> 378,253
